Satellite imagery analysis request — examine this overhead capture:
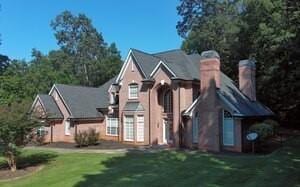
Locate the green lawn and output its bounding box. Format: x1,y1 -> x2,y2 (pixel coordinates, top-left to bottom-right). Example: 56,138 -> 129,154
1,138 -> 300,187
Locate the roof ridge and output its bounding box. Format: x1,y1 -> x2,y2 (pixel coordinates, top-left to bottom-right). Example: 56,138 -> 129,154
130,48 -> 154,56
55,83 -> 100,89
152,49 -> 183,56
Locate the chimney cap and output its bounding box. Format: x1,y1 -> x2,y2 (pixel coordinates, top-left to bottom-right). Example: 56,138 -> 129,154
200,50 -> 220,60
239,59 -> 256,68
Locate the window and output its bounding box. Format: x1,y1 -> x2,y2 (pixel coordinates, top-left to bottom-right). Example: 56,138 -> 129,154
223,110 -> 234,146
65,120 -> 71,135
192,112 -> 199,143
163,89 -> 173,113
37,126 -> 47,137
106,117 -> 119,136
129,84 -> 138,99
136,115 -> 144,142
124,115 -> 134,141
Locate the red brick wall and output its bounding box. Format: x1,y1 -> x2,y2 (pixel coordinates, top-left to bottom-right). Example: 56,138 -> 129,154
198,57 -> 222,152
118,56 -> 150,145
239,66 -> 256,101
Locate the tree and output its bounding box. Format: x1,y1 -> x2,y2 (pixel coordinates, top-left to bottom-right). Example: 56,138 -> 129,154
50,11 -> 121,86
177,0 -> 300,126
0,54 -> 10,75
0,100 -> 42,172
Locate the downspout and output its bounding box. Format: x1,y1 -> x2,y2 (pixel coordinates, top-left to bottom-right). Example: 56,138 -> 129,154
178,83 -> 181,147
148,88 -> 151,145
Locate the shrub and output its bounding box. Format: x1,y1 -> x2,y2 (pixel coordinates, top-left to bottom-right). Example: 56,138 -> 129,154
35,127 -> 47,145
74,131 -> 88,147
264,119 -> 280,134
249,123 -> 274,141
87,128 -> 99,145
74,128 -> 99,147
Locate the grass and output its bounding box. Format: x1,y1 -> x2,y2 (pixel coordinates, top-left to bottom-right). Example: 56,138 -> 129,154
0,138 -> 300,187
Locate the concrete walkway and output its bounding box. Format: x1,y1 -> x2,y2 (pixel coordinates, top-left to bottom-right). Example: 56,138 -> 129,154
24,146 -> 174,154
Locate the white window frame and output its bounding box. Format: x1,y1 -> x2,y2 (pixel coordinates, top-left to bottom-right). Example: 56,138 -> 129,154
124,115 -> 134,141
222,110 -> 234,146
136,115 -> 144,142
128,84 -> 138,99
106,117 -> 119,136
65,120 -> 71,135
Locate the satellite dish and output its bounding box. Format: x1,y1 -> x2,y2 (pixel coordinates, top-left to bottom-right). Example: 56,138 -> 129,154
247,132 -> 258,141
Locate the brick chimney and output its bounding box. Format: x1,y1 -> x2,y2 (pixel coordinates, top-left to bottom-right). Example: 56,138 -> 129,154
198,50 -> 221,152
239,59 -> 256,101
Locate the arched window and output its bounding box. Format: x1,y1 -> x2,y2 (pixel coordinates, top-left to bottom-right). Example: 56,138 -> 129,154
223,110 -> 234,146
163,89 -> 173,113
192,112 -> 200,143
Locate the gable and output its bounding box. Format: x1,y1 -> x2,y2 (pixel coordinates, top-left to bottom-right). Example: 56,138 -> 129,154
119,55 -> 145,85
31,94 -> 64,119
150,61 -> 176,78
49,85 -> 72,116
116,50 -> 147,83
31,97 -> 46,117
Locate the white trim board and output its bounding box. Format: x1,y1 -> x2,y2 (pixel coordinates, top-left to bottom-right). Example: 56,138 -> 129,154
149,60 -> 176,78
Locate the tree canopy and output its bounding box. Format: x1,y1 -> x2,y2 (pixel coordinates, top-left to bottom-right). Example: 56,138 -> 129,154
177,0 -> 300,126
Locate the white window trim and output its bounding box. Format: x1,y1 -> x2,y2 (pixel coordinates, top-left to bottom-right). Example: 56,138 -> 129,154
222,110 -> 235,146
123,115 -> 134,141
128,84 -> 138,99
136,115 -> 144,142
106,117 -> 119,136
65,120 -> 71,136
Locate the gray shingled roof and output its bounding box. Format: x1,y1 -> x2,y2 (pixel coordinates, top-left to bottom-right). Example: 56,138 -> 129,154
123,101 -> 145,111
128,48 -> 272,117
217,73 -> 273,117
154,49 -> 199,80
131,49 -> 159,78
54,77 -> 116,119
130,48 -> 200,80
38,94 -> 63,119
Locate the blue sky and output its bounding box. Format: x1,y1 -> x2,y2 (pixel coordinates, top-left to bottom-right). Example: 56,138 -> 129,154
0,0 -> 183,61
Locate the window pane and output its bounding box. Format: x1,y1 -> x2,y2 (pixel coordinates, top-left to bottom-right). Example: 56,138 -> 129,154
107,117 -> 119,136
129,84 -> 138,99
124,116 -> 134,141
223,117 -> 234,146
136,115 -> 144,142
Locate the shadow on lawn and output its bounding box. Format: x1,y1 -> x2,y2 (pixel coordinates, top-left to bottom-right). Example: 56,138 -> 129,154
74,138 -> 300,187
73,150 -> 251,187
0,152 -> 57,170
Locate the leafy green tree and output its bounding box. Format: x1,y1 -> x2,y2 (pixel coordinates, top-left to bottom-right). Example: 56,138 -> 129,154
0,100 -> 42,172
0,54 -> 9,75
177,0 -> 300,126
50,11 -> 121,86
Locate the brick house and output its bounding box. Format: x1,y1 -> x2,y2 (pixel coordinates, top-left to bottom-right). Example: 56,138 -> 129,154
31,49 -> 273,152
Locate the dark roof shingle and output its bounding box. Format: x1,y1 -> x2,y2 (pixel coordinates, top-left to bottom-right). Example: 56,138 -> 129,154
38,94 -> 63,119
54,77 -> 116,119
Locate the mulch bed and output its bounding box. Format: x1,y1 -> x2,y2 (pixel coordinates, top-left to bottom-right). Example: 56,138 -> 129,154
37,140 -> 140,150
0,165 -> 43,181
